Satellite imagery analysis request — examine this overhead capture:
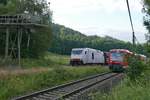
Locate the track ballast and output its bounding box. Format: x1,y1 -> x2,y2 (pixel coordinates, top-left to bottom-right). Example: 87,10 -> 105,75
13,72 -> 122,100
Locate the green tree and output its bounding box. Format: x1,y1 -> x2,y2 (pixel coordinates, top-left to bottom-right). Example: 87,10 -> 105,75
49,23 -> 146,55
143,0 -> 150,53
0,0 -> 52,58
0,0 -> 8,5
127,56 -> 147,82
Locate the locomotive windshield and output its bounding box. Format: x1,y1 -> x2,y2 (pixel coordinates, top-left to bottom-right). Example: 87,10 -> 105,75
71,50 -> 83,55
110,52 -> 124,62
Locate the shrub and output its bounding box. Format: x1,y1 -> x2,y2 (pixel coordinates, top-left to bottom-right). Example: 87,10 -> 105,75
127,56 -> 148,82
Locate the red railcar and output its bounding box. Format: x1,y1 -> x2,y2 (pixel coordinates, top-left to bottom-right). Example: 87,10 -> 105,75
108,49 -> 133,71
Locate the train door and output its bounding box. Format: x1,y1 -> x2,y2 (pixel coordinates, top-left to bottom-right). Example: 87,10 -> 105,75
92,52 -> 95,63
83,50 -> 88,64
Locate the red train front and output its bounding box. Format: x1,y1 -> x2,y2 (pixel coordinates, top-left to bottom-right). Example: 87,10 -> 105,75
108,49 -> 133,72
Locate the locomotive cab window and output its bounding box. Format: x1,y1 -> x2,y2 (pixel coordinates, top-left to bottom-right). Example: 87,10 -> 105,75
110,52 -> 124,62
71,50 -> 83,55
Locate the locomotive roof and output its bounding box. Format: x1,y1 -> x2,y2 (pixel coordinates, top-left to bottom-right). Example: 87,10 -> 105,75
135,54 -> 147,58
110,49 -> 133,54
72,48 -> 103,52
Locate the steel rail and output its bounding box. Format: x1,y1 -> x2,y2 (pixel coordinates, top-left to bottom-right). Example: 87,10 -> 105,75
13,72 -> 120,100
59,73 -> 119,100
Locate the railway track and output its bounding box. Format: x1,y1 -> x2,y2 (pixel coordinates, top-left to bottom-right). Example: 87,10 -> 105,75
13,72 -> 122,100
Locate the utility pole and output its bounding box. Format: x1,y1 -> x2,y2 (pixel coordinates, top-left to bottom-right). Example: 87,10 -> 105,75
126,0 -> 135,46
132,31 -> 135,46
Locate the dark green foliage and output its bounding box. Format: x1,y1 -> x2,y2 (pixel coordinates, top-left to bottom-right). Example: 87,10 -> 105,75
49,23 -> 147,55
0,0 -> 8,5
0,0 -> 52,58
143,0 -> 150,53
23,27 -> 52,58
143,0 -> 150,32
0,0 -> 51,16
127,56 -> 148,82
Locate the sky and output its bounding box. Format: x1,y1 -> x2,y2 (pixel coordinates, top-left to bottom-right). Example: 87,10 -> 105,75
48,0 -> 147,43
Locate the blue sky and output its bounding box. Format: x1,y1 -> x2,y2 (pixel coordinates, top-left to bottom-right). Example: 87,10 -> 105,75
48,0 -> 147,43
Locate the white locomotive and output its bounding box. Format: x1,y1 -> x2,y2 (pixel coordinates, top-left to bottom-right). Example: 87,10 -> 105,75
70,48 -> 105,65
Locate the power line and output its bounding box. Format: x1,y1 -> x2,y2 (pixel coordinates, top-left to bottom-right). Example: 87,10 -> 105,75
126,0 -> 136,45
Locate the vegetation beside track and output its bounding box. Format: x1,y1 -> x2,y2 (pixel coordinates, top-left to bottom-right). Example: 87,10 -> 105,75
0,53 -> 108,100
92,57 -> 150,100
21,52 -> 70,68
92,77 -> 150,100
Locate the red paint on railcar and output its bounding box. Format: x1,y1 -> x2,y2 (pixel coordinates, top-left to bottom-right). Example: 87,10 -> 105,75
108,49 -> 133,70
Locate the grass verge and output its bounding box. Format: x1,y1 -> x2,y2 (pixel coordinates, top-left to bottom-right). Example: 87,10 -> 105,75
0,66 -> 108,100
92,77 -> 150,100
21,52 -> 70,68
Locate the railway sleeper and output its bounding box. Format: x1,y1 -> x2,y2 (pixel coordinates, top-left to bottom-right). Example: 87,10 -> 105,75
33,97 -> 46,100
64,74 -> 123,100
43,93 -> 57,97
38,95 -> 54,99
51,91 -> 67,94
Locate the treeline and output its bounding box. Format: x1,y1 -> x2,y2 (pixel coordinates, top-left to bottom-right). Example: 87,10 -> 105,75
49,23 -> 147,55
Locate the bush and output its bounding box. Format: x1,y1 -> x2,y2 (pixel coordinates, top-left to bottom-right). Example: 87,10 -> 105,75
127,56 -> 148,82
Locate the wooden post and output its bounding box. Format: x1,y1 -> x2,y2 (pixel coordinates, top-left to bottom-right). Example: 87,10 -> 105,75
27,33 -> 30,48
5,28 -> 9,59
18,28 -> 22,67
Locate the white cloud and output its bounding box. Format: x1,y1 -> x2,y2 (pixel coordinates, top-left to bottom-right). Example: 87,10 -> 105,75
49,0 -> 142,13
48,0 -> 146,43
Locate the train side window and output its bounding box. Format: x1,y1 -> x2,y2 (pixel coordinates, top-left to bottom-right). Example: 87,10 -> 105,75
92,53 -> 94,60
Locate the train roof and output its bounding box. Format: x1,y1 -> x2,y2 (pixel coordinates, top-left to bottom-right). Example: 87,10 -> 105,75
135,54 -> 147,58
72,48 -> 103,52
110,49 -> 133,54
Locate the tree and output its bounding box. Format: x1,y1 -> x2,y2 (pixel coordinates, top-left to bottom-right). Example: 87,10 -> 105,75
0,0 -> 52,58
143,0 -> 150,53
49,23 -> 146,55
143,1 -> 150,36
0,0 -> 8,5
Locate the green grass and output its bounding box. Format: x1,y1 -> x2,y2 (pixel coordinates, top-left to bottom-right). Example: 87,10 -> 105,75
92,73 -> 150,100
0,52 -> 109,100
22,52 -> 70,68
0,67 -> 108,100
92,78 -> 150,100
